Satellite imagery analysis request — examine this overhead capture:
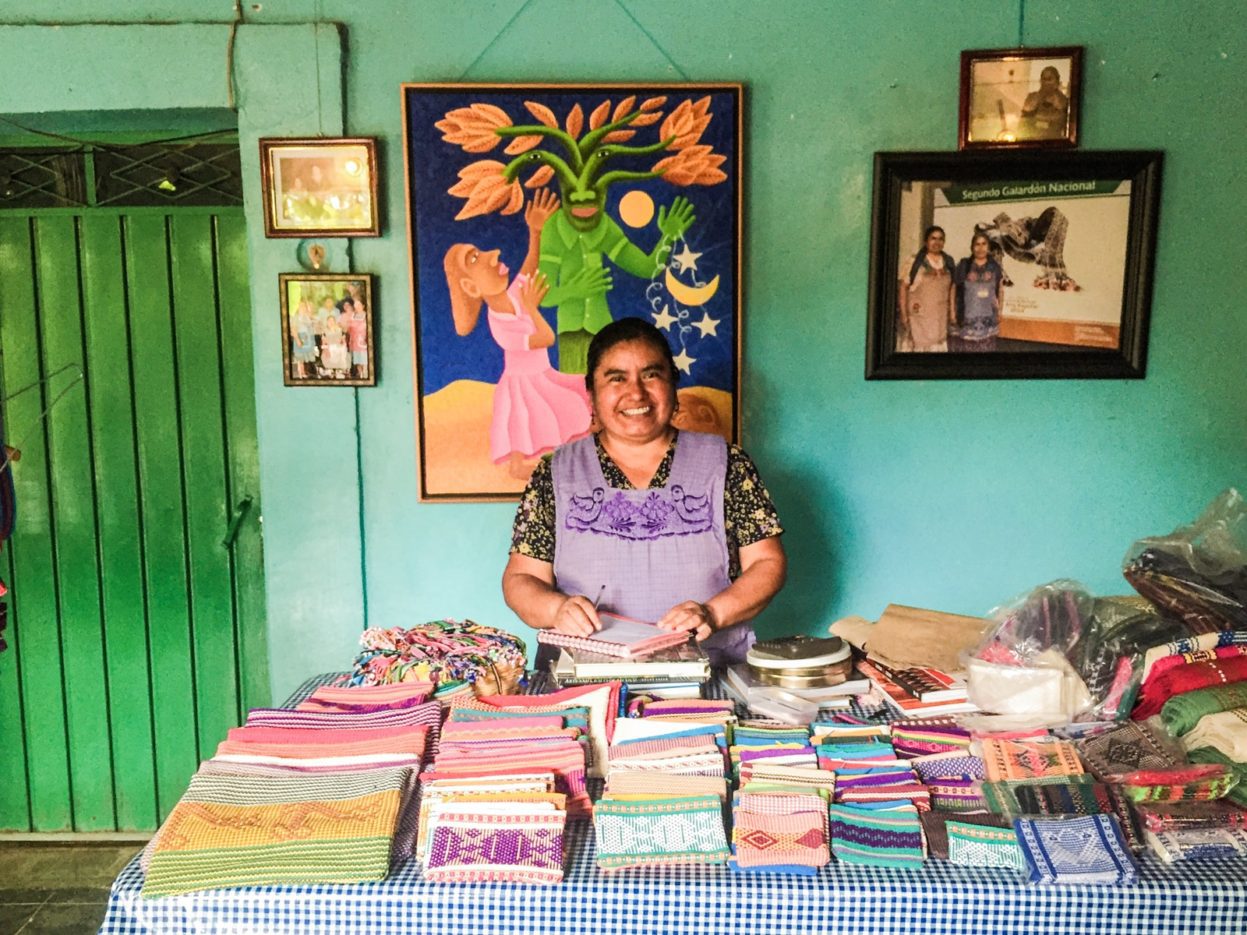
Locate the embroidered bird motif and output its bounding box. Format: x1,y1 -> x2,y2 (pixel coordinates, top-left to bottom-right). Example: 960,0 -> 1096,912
565,487 -> 605,528
670,484 -> 711,526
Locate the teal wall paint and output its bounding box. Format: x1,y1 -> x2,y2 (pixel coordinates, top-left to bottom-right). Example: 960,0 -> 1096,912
2,2 -> 1244,704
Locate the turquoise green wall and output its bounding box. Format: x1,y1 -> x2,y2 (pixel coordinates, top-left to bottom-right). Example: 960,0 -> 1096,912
3,2 -> 1244,703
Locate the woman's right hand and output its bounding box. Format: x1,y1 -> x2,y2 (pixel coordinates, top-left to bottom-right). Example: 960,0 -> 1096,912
550,594 -> 602,636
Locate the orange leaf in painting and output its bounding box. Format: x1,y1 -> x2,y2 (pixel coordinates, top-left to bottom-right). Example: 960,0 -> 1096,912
652,145 -> 727,186
504,134 -> 543,155
659,97 -> 712,151
447,160 -> 523,219
565,103 -> 584,138
525,101 -> 559,128
589,100 -> 611,130
524,165 -> 556,188
434,103 -> 511,153
629,111 -> 662,128
612,96 -> 636,122
639,96 -> 667,112
602,130 -> 637,144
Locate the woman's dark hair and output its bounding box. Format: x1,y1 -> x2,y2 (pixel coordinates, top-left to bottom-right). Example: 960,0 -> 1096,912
923,225 -> 945,243
584,317 -> 678,393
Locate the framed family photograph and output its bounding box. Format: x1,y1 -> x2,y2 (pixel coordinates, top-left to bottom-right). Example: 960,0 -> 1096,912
959,46 -> 1083,150
402,82 -> 743,501
258,138 -> 379,237
866,150 -> 1163,380
279,273 -> 376,387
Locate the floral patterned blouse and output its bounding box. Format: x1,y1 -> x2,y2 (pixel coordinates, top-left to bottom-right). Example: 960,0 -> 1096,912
509,432 -> 783,578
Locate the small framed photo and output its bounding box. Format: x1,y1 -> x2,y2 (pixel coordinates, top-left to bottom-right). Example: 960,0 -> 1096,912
865,149 -> 1163,380
279,273 -> 376,386
959,46 -> 1083,150
258,138 -> 379,237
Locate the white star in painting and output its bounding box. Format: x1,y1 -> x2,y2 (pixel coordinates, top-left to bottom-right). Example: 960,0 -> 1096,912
652,304 -> 678,332
672,244 -> 703,274
692,313 -> 719,338
672,348 -> 696,375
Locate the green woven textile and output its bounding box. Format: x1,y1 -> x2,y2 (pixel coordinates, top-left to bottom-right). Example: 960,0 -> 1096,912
1161,682 -> 1247,736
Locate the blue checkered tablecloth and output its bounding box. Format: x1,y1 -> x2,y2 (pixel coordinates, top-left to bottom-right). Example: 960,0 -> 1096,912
99,675 -> 1247,935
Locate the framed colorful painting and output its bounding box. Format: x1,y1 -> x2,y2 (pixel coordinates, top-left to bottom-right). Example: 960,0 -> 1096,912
402,83 -> 743,501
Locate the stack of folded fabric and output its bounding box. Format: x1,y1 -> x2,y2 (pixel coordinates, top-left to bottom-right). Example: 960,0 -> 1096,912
594,794 -> 730,870
141,682 -> 437,897
731,720 -> 817,780
1013,814 -> 1139,884
828,802 -> 924,867
1134,798 -> 1247,862
731,788 -> 830,874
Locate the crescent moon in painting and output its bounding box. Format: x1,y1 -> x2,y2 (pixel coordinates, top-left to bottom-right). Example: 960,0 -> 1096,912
664,268 -> 720,307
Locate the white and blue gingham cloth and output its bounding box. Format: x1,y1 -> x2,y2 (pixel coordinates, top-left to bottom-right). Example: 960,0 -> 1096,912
99,675 -> 1247,934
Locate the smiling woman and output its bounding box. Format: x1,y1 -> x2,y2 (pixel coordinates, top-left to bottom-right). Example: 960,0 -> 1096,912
501,317 -> 787,666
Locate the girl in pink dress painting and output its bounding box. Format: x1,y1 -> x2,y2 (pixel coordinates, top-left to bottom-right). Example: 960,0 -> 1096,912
443,189 -> 592,479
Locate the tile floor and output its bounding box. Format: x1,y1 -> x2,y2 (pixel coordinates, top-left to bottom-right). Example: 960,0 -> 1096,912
0,842 -> 141,934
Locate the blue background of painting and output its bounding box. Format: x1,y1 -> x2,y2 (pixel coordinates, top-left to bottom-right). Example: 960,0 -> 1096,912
405,86 -> 739,397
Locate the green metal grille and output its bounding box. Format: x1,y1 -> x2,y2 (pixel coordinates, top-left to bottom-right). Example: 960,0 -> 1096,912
0,142 -> 243,210
0,148 -> 88,208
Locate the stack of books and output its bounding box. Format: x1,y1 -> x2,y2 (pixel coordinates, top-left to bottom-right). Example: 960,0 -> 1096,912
549,640 -> 711,700
855,658 -> 979,716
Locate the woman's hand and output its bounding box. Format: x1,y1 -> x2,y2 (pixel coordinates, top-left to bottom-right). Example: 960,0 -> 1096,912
519,271 -> 550,311
656,601 -> 717,642
550,594 -> 602,637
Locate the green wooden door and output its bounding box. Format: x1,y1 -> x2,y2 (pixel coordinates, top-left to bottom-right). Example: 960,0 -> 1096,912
0,144 -> 268,832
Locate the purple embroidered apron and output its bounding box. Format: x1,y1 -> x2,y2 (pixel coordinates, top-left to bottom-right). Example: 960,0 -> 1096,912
552,431 -> 754,665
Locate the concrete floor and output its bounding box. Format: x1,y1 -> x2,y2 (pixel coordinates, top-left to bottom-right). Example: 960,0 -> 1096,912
0,842 -> 141,934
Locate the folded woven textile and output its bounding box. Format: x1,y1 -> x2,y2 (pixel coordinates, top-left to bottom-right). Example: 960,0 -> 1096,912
829,803 -> 924,867
424,805 -> 566,884
909,752 -> 985,782
1013,814 -> 1138,885
980,738 -> 1084,782
1117,763 -> 1239,803
889,723 -> 972,758
1074,720 -> 1180,781
919,811 -> 1009,860
926,776 -> 988,812
415,782 -> 559,861
947,818 -> 1025,870
593,795 -> 729,869
1134,798 -> 1247,832
142,767 -> 410,897
244,701 -> 444,754
1132,654 -> 1247,720
297,682 -> 434,712
1187,746 -> 1247,806
1141,630 -> 1247,683
1161,681 -> 1247,736
732,796 -> 828,869
1145,826 -> 1247,863
980,777 -> 1143,851
1183,708 -> 1247,760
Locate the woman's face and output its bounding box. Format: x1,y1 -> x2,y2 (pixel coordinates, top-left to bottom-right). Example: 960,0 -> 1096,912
589,339 -> 677,446
458,245 -> 508,296
925,229 -> 945,253
972,236 -> 990,259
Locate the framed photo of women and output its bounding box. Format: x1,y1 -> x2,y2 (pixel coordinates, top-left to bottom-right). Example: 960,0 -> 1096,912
959,46 -> 1083,150
279,273 -> 376,387
258,138 -> 380,237
401,83 -> 744,501
865,150 -> 1163,380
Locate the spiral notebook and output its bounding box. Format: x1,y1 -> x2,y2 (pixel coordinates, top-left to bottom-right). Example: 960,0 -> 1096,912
536,612 -> 691,659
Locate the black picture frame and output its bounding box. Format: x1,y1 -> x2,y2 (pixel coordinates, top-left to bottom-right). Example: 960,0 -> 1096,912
279,272 -> 377,386
866,150 -> 1163,380
958,46 -> 1083,151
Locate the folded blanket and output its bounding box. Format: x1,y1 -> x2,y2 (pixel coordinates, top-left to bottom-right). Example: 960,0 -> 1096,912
1132,655 -> 1247,720
1187,747 -> 1247,807
1014,814 -> 1137,885
142,768 -> 410,897
1161,681 -> 1247,736
1133,799 -> 1247,832
980,738 -> 1084,782
1075,721 -> 1179,781
1183,708 -> 1247,760
1145,826 -> 1247,863
829,803 -> 924,868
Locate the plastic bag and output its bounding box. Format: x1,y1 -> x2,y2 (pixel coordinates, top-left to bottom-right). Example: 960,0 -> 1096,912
1122,488 -> 1247,633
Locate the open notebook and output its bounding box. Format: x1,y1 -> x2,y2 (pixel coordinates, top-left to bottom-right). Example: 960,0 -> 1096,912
536,611 -> 691,659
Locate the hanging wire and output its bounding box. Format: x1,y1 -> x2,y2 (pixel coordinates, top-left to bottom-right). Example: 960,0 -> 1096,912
0,363 -> 85,476
227,0 -> 246,110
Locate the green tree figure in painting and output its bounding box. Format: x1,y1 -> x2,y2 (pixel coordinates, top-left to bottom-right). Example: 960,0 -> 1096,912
436,94 -> 728,373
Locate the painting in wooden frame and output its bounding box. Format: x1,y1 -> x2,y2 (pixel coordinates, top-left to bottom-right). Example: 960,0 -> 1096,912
279,272 -> 376,386
866,150 -> 1163,380
959,46 -> 1083,150
259,138 -> 380,237
401,82 -> 743,501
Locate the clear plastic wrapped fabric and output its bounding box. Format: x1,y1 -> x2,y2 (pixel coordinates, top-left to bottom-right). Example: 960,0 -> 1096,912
1122,488 -> 1247,634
